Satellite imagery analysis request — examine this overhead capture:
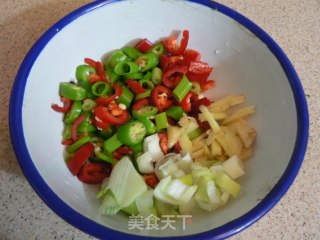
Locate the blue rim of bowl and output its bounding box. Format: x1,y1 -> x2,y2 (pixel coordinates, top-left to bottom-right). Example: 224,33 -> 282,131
9,0 -> 309,239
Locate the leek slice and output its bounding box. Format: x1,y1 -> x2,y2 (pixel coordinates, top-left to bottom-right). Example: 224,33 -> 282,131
215,173 -> 241,198
135,190 -> 157,217
154,176 -> 179,205
175,152 -> 193,174
155,198 -> 178,216
99,156 -> 148,215
162,178 -> 198,204
143,134 -> 164,162
179,196 -> 202,215
136,151 -> 154,174
122,201 -> 139,215
222,155 -> 245,179
99,191 -> 122,215
195,175 -> 221,212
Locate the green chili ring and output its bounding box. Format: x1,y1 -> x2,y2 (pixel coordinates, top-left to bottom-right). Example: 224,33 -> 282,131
149,43 -> 164,56
66,136 -> 91,153
124,72 -> 144,80
138,79 -> 154,91
60,82 -> 86,101
121,46 -> 142,60
64,101 -> 82,124
92,81 -> 111,96
82,99 -> 97,111
117,120 -> 147,146
190,81 -> 201,95
132,106 -> 158,119
114,61 -> 139,75
151,67 -> 163,85
135,89 -> 151,100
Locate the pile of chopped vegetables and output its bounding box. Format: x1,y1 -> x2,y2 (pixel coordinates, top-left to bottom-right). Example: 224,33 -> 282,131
52,30 -> 256,216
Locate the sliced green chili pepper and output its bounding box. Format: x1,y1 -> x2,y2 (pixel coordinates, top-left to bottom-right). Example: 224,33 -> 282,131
190,81 -> 201,95
132,106 -> 158,119
96,152 -> 117,165
97,126 -> 114,139
138,79 -> 154,91
141,71 -> 152,81
63,124 -> 72,140
75,65 -> 96,98
105,50 -> 132,69
138,117 -> 156,135
121,46 -> 142,60
64,101 -> 82,124
75,111 -> 96,133
151,67 -> 162,85
135,89 -> 151,100
173,75 -> 192,102
148,43 -> 164,56
136,53 -> 159,72
104,134 -> 123,153
124,72 -> 144,80
117,120 -> 147,145
82,99 -> 97,111
116,85 -> 134,108
91,81 -> 111,96
67,136 -> 91,153
155,112 -> 168,131
114,62 -> 139,75
166,106 -> 185,121
188,128 -> 203,140
129,143 -> 144,153
60,82 -> 86,101
106,68 -> 121,84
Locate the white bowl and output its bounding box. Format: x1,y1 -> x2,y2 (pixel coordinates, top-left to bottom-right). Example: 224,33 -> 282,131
9,0 -> 308,239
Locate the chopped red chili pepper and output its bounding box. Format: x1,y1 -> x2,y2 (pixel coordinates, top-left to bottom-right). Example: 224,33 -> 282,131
126,79 -> 146,94
163,30 -> 189,55
159,54 -> 183,72
68,142 -> 94,176
94,105 -> 130,125
162,65 -> 188,89
183,49 -> 201,63
167,116 -> 176,126
92,115 -> 110,130
95,83 -> 122,105
173,141 -> 182,153
181,91 -> 193,112
143,173 -> 159,188
151,85 -> 173,112
84,58 -> 108,83
77,162 -> 111,184
191,96 -> 211,113
198,120 -> 211,131
71,114 -> 86,141
61,139 -> 74,145
84,58 -> 97,68
186,61 -> 213,85
51,97 -> 72,113
201,80 -> 216,91
112,151 -> 123,160
158,132 -> 168,155
89,74 -> 102,84
116,146 -> 133,155
135,38 -> 153,53
132,98 -> 150,111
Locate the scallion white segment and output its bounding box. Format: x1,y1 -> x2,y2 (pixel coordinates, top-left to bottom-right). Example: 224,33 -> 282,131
98,156 -> 148,215
143,134 -> 164,162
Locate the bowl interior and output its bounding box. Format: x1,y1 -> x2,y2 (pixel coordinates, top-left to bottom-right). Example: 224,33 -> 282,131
20,0 -> 297,237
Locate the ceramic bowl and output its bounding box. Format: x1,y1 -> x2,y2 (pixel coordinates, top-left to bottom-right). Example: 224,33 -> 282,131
9,0 -> 308,239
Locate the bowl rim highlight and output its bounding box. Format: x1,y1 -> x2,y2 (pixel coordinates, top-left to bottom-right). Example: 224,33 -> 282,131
9,0 -> 309,239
